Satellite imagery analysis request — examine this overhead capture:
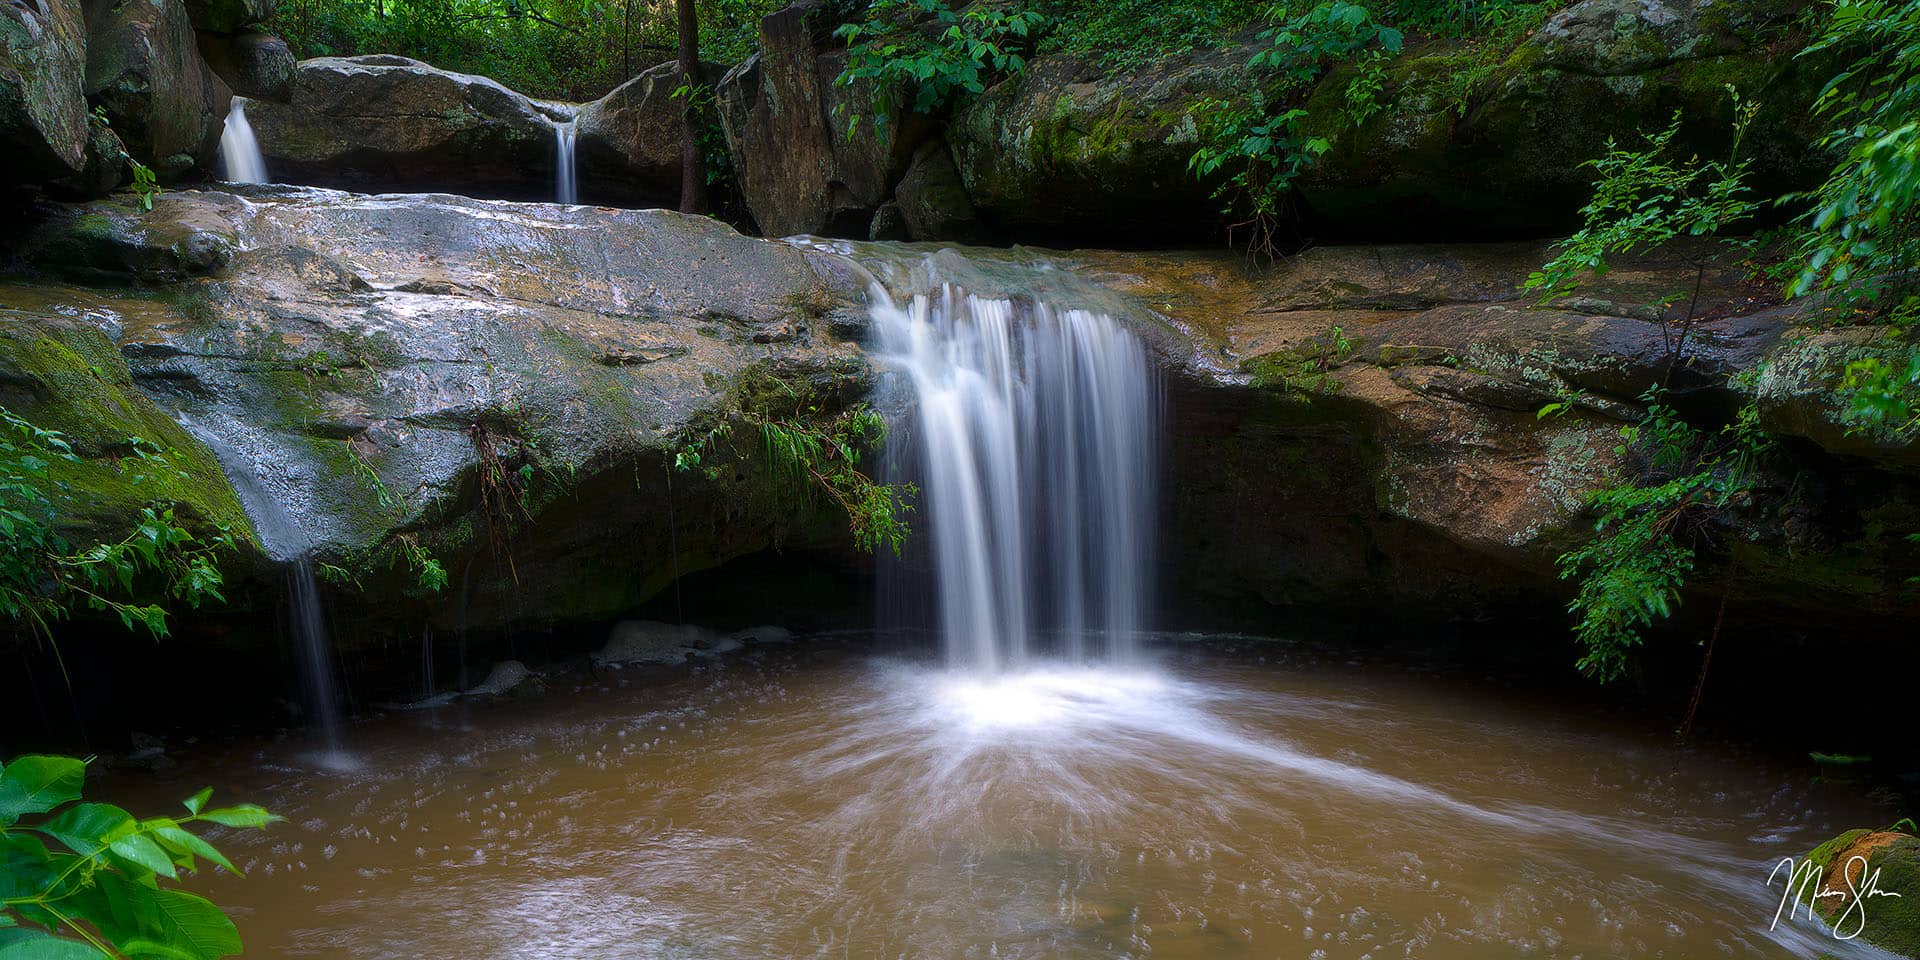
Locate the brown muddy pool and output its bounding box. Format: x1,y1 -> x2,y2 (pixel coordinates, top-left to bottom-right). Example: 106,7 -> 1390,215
110,635 -> 1890,959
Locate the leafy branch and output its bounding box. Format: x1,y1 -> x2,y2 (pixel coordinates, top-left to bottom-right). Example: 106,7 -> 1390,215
1,753 -> 279,960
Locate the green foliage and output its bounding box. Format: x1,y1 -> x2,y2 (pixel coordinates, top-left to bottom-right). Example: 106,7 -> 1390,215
0,754 -> 278,959
1391,0 -> 1549,36
675,375 -> 916,556
1526,95 -> 1761,305
1558,396 -> 1768,681
270,0 -> 782,101
670,80 -> 734,192
1785,0 -> 1920,437
832,0 -> 1045,135
127,162 -> 160,213
1186,1 -> 1401,254
0,409 -> 231,653
1035,0 -> 1262,73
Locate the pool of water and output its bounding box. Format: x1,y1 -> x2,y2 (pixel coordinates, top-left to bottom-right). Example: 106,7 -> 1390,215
113,635 -> 1890,958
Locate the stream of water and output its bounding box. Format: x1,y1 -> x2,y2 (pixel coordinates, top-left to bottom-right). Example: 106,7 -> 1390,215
114,637 -> 1886,959
219,100 -> 268,185
554,118 -> 578,205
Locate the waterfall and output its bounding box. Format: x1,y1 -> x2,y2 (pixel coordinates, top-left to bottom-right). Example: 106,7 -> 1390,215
218,100 -> 268,184
178,418 -> 350,765
288,559 -> 345,754
872,282 -> 1159,673
554,119 -> 578,204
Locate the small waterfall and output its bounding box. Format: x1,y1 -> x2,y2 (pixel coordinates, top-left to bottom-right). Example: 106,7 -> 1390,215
288,559 -> 345,753
218,100 -> 268,184
554,119 -> 578,204
180,420 -> 350,764
872,282 -> 1159,673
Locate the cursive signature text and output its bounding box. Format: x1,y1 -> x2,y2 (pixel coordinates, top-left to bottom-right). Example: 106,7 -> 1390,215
1769,854 -> 1905,940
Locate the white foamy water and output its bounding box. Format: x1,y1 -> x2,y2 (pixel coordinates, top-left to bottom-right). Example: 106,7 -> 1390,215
219,99 -> 268,184
554,118 -> 578,205
871,283 -> 1158,671
111,641 -> 1889,959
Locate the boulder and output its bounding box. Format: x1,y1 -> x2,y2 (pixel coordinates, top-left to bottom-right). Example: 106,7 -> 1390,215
1795,829 -> 1920,956
715,0 -> 923,237
947,44 -> 1236,244
242,56 -> 565,199
571,60 -> 692,208
11,185 -> 867,636
1296,0 -> 1831,238
893,140 -> 982,242
182,0 -> 270,33
49,112 -> 132,197
1,0 -> 92,186
196,27 -> 294,102
84,0 -> 232,180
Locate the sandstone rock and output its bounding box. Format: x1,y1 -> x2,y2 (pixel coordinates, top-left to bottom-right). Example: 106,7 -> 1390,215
85,0 -> 232,180
12,186 -> 864,635
948,45 -> 1233,243
1,0 -> 92,185
196,27 -> 294,102
242,56 -> 562,199
1297,0 -> 1829,238
50,112 -> 132,197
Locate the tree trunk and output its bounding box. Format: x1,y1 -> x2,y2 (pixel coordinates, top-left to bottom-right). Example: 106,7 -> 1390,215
675,0 -> 708,215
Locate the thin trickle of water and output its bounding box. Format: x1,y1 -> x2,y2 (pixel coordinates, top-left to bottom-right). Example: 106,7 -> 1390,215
289,560 -> 344,753
219,100 -> 268,184
553,119 -> 578,205
872,282 -> 1159,672
178,419 -> 348,762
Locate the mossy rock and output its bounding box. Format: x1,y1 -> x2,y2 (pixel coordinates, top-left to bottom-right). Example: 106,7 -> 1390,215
0,302 -> 254,548
1797,830 -> 1920,956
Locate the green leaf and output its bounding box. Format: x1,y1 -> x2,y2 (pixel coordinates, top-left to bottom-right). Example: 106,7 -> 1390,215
194,806 -> 278,829
109,832 -> 178,879
34,802 -> 135,858
148,825 -> 238,876
0,756 -> 87,826
145,890 -> 242,960
181,789 -> 210,817
0,929 -> 110,960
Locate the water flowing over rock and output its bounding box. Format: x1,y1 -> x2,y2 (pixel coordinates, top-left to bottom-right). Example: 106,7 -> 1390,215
5,188 -> 1914,660
219,99 -> 267,182
871,283 -> 1157,671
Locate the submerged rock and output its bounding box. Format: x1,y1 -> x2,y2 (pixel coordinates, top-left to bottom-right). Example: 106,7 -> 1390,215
595,621 -> 717,666
463,660 -> 533,697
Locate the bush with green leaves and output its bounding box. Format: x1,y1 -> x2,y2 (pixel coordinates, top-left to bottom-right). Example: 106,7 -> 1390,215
1186,1 -> 1402,254
1787,0 -> 1920,437
1557,397 -> 1768,681
831,0 -> 1045,135
0,409 -> 232,663
0,753 -> 278,959
1528,93 -> 1771,684
1525,93 -> 1761,377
